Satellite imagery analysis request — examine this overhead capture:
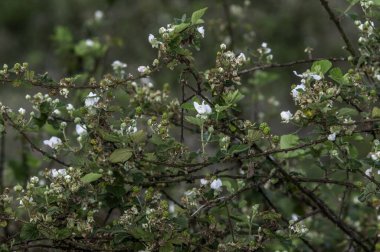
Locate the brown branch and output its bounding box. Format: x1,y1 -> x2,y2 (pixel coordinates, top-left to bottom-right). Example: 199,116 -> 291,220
318,0 -> 356,57
225,203 -> 236,242
0,130 -> 4,190
239,57 -> 348,75
2,111 -> 70,167
258,187 -> 319,252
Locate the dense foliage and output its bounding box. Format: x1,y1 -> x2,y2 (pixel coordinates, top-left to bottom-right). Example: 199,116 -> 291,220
1,1 -> 380,251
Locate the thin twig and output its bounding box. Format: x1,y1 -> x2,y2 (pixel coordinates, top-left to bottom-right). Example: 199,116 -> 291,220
239,57 -> 348,75
318,0 -> 356,57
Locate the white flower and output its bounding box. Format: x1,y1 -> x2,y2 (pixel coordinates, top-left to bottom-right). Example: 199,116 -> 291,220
280,110 -> 293,123
237,53 -> 246,64
66,104 -> 74,111
64,175 -> 71,182
291,83 -> 306,99
210,178 -> 223,190
60,88 -> 69,98
112,60 -> 127,69
293,71 -> 321,81
370,151 -> 380,161
127,126 -> 138,133
220,43 -> 227,50
30,176 -> 39,184
169,201 -> 175,213
293,71 -> 305,78
76,124 -> 87,136
85,39 -> 94,47
193,101 -> 212,115
327,133 -> 336,141
310,74 -> 322,80
200,179 -> 209,185
365,167 -> 373,176
18,108 -> 26,115
197,26 -> 205,38
51,168 -> 67,178
85,92 -> 99,107
43,136 -> 62,149
159,27 -> 166,34
148,34 -> 160,48
94,10 -> 104,21
261,42 -> 268,48
137,66 -> 148,73
53,109 -> 61,116
20,197 -> 33,206
148,34 -> 155,43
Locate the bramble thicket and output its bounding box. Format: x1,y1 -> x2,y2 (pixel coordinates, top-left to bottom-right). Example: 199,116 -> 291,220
1,1 -> 380,251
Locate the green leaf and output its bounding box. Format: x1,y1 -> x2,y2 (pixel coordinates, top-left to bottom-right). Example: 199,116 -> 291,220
159,243 -> 175,252
81,173 -> 102,183
109,149 -> 133,163
130,130 -> 147,144
98,129 -> 121,143
181,102 -> 195,110
55,228 -> 71,240
247,130 -> 261,142
329,67 -> 348,85
173,23 -> 190,33
191,7 -> 208,24
215,104 -> 230,113
280,134 -> 299,149
185,116 -> 203,126
228,144 -> 249,155
311,60 -> 332,74
359,182 -> 377,202
338,107 -> 358,117
20,223 -> 39,240
372,107 -> 380,118
223,90 -> 245,105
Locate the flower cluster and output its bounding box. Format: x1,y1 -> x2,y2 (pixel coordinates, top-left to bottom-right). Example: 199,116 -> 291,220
205,45 -> 247,94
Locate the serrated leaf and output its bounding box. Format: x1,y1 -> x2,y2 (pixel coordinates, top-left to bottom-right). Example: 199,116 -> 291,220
329,67 -> 348,85
372,107 -> 380,118
173,23 -> 190,33
20,223 -> 39,240
215,104 -> 230,113
311,60 -> 332,74
98,129 -> 121,143
247,130 -> 261,142
109,149 -> 133,163
81,173 -> 102,183
228,144 -> 249,155
130,130 -> 147,144
185,116 -> 203,126
181,102 -> 195,110
338,107 -> 358,117
191,7 -> 208,24
280,134 -> 299,149
359,182 -> 377,202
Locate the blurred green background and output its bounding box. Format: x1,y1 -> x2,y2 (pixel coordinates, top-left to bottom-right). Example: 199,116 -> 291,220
0,0 -> 355,75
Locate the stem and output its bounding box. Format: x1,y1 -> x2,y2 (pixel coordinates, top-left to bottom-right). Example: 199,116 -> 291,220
201,122 -> 205,154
